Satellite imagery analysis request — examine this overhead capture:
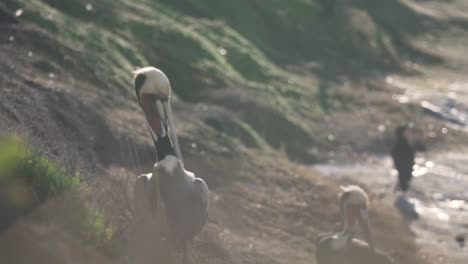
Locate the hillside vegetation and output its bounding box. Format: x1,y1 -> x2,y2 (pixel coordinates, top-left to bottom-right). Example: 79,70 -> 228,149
2,0 -> 446,162
0,137 -> 113,261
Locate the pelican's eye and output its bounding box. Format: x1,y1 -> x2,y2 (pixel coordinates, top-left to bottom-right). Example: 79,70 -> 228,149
157,92 -> 169,101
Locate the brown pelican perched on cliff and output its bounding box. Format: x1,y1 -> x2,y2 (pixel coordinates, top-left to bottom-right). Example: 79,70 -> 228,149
316,185 -> 394,264
132,67 -> 209,264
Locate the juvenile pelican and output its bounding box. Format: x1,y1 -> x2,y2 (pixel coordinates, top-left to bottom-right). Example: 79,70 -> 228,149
316,185 -> 394,264
132,67 -> 209,264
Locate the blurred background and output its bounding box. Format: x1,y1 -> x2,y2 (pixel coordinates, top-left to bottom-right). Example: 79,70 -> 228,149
0,0 -> 467,263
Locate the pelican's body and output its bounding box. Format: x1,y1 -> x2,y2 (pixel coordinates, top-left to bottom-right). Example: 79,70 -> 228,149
316,186 -> 394,264
132,67 -> 209,263
316,236 -> 393,264
158,156 -> 209,246
391,125 -> 415,193
134,172 -> 160,222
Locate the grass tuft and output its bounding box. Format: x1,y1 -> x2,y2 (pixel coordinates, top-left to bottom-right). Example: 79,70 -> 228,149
0,136 -> 112,244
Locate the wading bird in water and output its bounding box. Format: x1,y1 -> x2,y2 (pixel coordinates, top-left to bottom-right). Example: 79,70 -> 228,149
316,185 -> 394,264
132,67 -> 209,264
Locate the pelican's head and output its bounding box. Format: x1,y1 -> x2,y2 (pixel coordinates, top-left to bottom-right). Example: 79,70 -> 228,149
134,67 -> 171,103
339,185 -> 373,248
133,67 -> 182,161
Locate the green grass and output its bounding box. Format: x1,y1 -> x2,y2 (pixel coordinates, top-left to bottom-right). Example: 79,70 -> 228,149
15,0 -> 394,98
0,136 -> 112,243
0,136 -> 80,200
7,0 -> 427,160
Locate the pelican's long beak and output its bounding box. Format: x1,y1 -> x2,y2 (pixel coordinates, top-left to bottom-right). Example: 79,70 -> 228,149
163,100 -> 183,162
141,94 -> 183,162
141,94 -> 167,139
358,207 -> 374,250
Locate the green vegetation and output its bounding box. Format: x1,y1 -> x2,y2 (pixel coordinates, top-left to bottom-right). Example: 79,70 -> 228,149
0,136 -> 80,199
0,136 -> 112,243
18,0 -> 392,95
5,0 -> 432,161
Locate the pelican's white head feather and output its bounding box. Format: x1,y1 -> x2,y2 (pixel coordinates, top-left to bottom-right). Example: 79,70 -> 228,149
340,185 -> 369,208
133,66 -> 172,98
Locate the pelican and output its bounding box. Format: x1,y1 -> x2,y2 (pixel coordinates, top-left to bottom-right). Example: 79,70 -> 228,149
132,67 -> 209,264
391,125 -> 415,193
316,185 -> 394,264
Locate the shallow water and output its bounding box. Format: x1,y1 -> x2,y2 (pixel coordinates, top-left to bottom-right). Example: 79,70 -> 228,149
313,151 -> 468,258
388,76 -> 468,133
378,69 -> 468,259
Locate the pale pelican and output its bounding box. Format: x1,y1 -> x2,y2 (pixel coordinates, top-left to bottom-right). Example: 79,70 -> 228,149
316,185 -> 394,264
132,67 -> 209,264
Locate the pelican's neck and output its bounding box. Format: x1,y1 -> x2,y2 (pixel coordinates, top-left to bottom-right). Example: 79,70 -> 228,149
331,229 -> 353,250
330,200 -> 357,250
338,202 -> 356,241
341,212 -> 352,234
154,136 -> 176,161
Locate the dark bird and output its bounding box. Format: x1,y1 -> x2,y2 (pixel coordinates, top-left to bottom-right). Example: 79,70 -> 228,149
316,185 -> 394,264
391,125 -> 415,193
455,234 -> 465,248
132,67 -> 209,264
